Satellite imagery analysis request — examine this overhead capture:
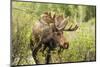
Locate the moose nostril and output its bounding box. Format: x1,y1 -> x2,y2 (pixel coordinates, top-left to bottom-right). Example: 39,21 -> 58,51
64,42 -> 69,49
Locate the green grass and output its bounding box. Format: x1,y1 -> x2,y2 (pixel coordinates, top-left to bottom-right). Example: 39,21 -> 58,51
11,2 -> 96,65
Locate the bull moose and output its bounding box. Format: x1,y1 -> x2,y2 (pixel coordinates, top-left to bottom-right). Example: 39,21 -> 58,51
30,12 -> 78,64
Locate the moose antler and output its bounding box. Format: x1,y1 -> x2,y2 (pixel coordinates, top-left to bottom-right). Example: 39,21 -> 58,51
54,14 -> 78,31
40,12 -> 78,31
54,14 -> 69,30
63,24 -> 78,31
40,12 -> 55,25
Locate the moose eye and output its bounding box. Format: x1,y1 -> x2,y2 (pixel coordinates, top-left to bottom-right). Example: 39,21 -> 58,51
57,33 -> 61,35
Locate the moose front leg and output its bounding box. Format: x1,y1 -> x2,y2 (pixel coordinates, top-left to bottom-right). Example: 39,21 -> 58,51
57,47 -> 64,63
45,48 -> 52,64
32,43 -> 42,64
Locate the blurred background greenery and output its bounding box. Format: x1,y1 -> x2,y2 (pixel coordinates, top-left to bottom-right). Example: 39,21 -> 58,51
11,1 -> 96,65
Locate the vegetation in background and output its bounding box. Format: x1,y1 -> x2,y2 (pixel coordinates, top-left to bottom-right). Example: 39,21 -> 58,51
11,1 -> 96,65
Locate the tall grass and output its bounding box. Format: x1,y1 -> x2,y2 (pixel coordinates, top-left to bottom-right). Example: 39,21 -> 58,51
11,1 -> 96,65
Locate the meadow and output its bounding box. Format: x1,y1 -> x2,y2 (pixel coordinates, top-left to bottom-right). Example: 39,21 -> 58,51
11,1 -> 96,65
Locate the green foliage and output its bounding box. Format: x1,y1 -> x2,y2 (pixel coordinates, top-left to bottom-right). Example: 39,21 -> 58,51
64,19 -> 96,62
11,1 -> 96,65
